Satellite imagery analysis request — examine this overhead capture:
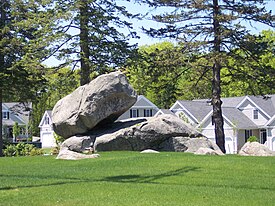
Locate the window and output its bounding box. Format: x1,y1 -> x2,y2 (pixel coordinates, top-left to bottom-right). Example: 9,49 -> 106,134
253,109 -> 259,119
2,111 -> 9,119
45,117 -> 50,125
144,109 -> 153,117
245,130 -> 252,142
130,109 -> 139,118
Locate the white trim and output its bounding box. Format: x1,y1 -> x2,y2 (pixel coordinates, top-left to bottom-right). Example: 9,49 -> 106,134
39,111 -> 51,128
131,106 -> 158,109
265,115 -> 275,126
170,101 -> 199,123
236,96 -> 271,119
155,110 -> 165,116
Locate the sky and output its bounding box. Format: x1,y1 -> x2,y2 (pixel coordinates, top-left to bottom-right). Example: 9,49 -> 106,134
43,1 -> 275,67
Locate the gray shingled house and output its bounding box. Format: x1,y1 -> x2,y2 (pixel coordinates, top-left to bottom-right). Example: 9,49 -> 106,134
2,102 -> 32,142
166,95 -> 275,154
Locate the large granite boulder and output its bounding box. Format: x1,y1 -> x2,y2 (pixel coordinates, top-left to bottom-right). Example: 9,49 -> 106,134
239,142 -> 275,156
52,71 -> 137,138
57,150 -> 100,160
194,147 -> 223,155
160,136 -> 224,154
56,135 -> 99,160
94,114 -> 215,152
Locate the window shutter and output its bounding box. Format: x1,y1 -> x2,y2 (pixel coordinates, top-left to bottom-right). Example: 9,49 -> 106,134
144,109 -> 146,117
7,112 -> 9,119
130,109 -> 132,118
150,109 -> 153,117
137,109 -> 139,117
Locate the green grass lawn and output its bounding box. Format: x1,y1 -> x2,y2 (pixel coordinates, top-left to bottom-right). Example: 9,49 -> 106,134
0,152 -> 275,206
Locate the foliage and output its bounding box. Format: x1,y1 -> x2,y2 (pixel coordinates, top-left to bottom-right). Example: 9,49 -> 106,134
179,112 -> 190,124
221,30 -> 275,96
31,68 -> 79,135
48,0 -> 139,85
140,0 -> 275,153
0,152 -> 275,205
51,132 -> 65,154
127,42 -> 188,108
3,143 -> 43,157
0,0 -> 56,156
12,122 -> 20,139
247,136 -> 259,143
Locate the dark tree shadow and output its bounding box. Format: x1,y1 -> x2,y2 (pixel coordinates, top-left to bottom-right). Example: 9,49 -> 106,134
0,166 -> 199,191
101,166 -> 200,184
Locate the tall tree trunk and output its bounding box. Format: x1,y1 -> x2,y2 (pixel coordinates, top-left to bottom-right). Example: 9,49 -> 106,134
212,0 -> 226,153
79,1 -> 91,86
0,91 -> 3,157
0,0 -> 7,157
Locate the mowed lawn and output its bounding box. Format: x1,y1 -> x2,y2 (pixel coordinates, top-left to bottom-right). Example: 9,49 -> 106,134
0,152 -> 275,206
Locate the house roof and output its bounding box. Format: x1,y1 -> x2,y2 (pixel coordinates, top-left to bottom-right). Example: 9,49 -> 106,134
156,109 -> 176,116
222,107 -> 258,129
175,94 -> 275,129
132,95 -> 159,109
2,102 -> 32,126
247,95 -> 275,117
177,100 -> 212,122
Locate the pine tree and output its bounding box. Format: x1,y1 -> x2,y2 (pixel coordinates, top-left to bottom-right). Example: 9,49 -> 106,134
0,0 -> 55,156
52,0 -> 139,85
141,0 -> 275,153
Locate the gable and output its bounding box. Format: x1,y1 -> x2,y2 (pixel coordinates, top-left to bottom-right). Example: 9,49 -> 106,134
237,96 -> 270,120
132,95 -> 159,109
39,111 -> 53,127
2,102 -> 31,125
170,101 -> 199,124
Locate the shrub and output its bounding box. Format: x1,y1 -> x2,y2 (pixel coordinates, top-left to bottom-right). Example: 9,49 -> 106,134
52,133 -> 65,154
3,143 -> 44,157
247,136 -> 258,142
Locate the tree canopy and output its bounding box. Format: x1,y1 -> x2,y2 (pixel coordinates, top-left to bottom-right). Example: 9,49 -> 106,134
49,0 -> 139,85
139,0 -> 275,152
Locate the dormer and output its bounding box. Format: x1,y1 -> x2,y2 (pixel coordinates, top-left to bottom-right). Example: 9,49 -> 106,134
39,110 -> 52,128
236,96 -> 270,125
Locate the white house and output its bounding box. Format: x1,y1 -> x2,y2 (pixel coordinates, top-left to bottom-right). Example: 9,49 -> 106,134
39,95 -> 159,148
167,95 -> 275,154
2,102 -> 32,142
39,110 -> 56,148
117,95 -> 159,120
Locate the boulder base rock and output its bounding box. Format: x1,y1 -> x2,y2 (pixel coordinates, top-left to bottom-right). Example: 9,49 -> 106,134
239,142 -> 275,156
194,147 -> 222,155
56,150 -> 100,160
56,135 -> 99,160
161,136 -> 224,154
52,71 -> 137,138
140,149 -> 160,154
60,135 -> 95,152
93,114 -> 223,154
94,114 -> 203,151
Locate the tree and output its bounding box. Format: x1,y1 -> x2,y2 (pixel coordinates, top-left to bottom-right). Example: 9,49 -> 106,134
50,0 -> 139,85
221,30 -> 275,96
12,122 -> 20,141
32,68 -> 79,136
141,0 -> 275,153
127,41 -> 189,108
0,0 -> 55,156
